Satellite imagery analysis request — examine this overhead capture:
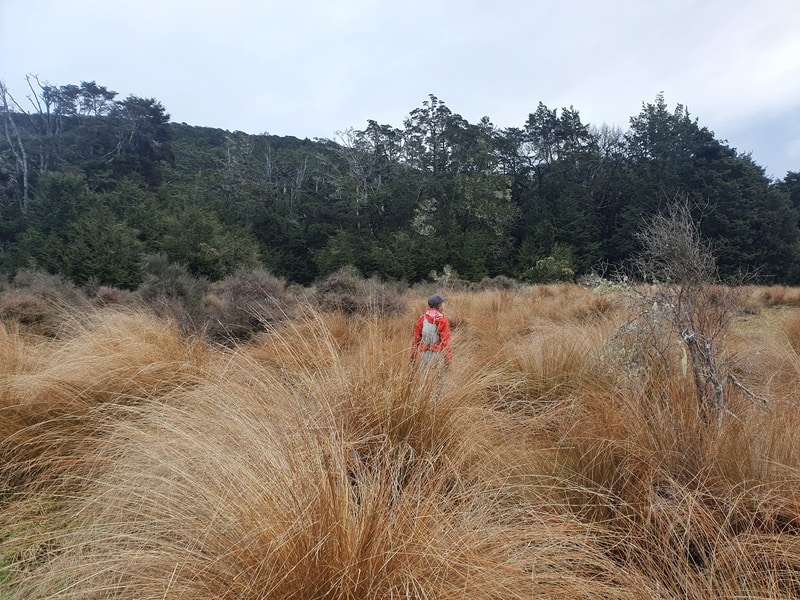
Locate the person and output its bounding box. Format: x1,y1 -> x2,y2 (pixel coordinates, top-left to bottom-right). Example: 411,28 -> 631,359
410,294 -> 452,371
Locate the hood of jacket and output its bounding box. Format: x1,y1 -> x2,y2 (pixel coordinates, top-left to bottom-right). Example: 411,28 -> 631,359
424,308 -> 444,323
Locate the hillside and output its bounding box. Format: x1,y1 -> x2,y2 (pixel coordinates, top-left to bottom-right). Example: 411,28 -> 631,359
2,83 -> 800,288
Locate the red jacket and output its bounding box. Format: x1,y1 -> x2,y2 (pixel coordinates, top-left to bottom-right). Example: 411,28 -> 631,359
411,308 -> 452,364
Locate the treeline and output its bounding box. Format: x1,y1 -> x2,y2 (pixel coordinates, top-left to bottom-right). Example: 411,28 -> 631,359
2,77 -> 800,289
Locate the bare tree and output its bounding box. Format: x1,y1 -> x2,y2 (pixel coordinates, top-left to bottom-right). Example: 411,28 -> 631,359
0,81 -> 29,210
631,196 -> 747,426
633,197 -> 720,281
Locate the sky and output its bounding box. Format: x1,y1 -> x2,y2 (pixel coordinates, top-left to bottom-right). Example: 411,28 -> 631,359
2,0 -> 800,180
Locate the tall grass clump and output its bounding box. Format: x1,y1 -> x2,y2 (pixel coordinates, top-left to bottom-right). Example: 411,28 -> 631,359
450,286 -> 622,426
0,308 -> 210,494
2,302 -> 653,599
541,281 -> 800,597
746,284 -> 800,308
4,284 -> 800,598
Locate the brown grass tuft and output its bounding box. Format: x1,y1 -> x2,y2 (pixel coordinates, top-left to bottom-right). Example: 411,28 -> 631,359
5,285 -> 800,598
0,309 -> 210,493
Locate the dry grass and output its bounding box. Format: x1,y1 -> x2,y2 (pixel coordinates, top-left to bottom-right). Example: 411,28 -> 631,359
745,285 -> 800,309
0,308 -> 210,493
3,285 -> 800,598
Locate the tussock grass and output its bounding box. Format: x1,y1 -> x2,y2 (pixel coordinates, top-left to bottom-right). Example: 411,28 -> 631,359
746,285 -> 800,308
3,285 -> 800,598
0,320 -> 37,377
0,309 -> 210,493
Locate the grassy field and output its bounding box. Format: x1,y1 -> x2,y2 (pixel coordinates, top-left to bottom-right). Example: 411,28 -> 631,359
3,283 -> 800,598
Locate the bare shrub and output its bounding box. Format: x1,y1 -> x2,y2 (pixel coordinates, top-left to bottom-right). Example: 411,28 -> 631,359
92,286 -> 133,306
469,274 -> 522,292
0,270 -> 89,335
628,197 -> 747,426
4,269 -> 85,304
0,291 -> 53,328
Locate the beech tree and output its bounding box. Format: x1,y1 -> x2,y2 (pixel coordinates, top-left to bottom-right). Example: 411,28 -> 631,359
109,96 -> 172,186
615,93 -> 800,281
516,103 -> 602,274
779,171 -> 800,210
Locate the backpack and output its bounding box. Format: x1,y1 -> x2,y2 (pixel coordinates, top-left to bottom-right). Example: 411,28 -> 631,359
421,317 -> 440,345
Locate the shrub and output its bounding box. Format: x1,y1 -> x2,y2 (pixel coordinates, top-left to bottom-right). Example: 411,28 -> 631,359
3,269 -> 86,303
630,198 -> 747,426
520,243 -> 576,284
315,266 -> 405,316
135,254 -> 209,333
92,286 -> 134,306
521,256 -> 576,284
0,270 -> 88,334
428,264 -> 470,291
0,291 -> 52,328
203,268 -> 293,342
470,274 -> 522,292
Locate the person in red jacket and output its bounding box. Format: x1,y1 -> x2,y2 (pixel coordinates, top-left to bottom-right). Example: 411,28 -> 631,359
410,294 -> 452,370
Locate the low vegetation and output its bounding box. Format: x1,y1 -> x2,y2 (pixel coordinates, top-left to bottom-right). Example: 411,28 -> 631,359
2,277 -> 800,598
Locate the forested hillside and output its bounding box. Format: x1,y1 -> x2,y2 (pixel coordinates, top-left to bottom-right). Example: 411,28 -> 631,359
2,78 -> 800,288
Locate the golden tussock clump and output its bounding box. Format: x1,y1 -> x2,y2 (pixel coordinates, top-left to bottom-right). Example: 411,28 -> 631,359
0,308 -> 211,492
4,286 -> 800,598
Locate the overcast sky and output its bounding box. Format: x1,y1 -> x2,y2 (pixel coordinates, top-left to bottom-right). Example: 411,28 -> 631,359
3,0 -> 800,179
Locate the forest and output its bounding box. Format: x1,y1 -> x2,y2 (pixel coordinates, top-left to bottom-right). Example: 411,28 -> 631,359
2,77 -> 800,290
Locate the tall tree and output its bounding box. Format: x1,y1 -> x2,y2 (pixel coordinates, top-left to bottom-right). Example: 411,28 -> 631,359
778,171 -> 800,211
109,96 -> 173,186
403,94 -> 462,175
516,103 -> 602,274
620,93 -> 800,281
0,81 -> 30,209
